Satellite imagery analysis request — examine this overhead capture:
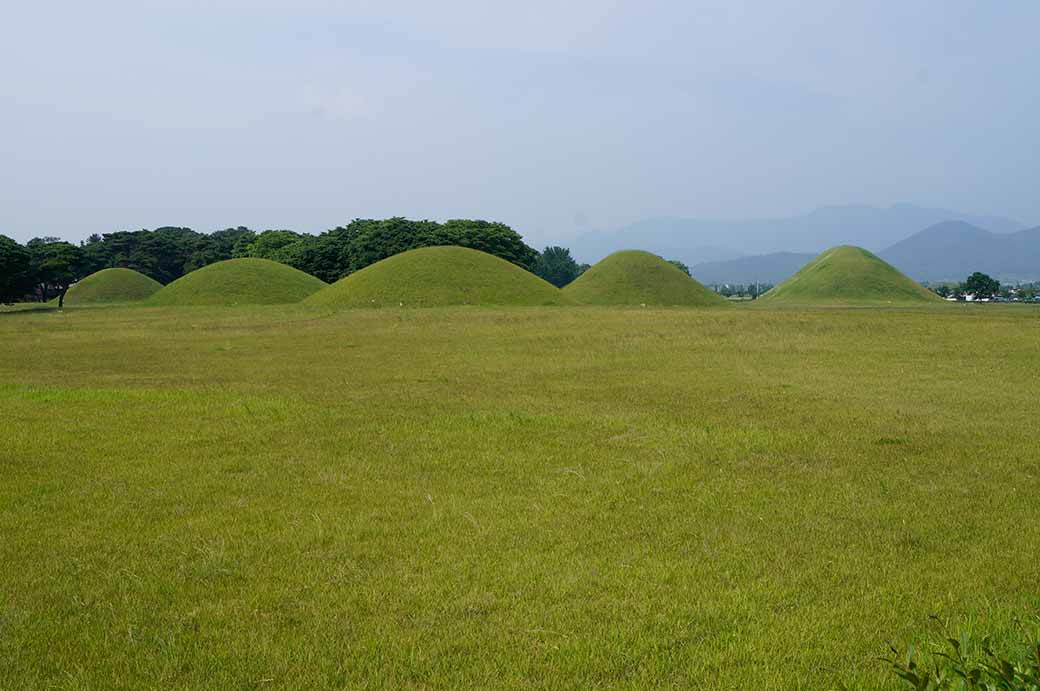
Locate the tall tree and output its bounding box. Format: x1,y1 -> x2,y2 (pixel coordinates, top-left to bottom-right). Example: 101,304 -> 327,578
1,218 -> 542,296
0,235 -> 34,302
276,226 -> 356,283
342,217 -> 441,274
534,246 -> 582,287
440,219 -> 539,271
242,230 -> 303,259
27,239 -> 87,307
80,233 -> 110,275
963,272 -> 1000,299
190,227 -> 255,270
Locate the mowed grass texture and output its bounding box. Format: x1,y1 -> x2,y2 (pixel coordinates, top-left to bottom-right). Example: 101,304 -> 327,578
565,250 -> 727,306
759,245 -> 941,306
2,305 -> 1039,688
149,258 -> 326,306
305,246 -> 567,308
63,268 -> 162,305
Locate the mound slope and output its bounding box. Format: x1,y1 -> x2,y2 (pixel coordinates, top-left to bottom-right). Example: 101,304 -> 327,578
150,258 -> 325,306
304,246 -> 566,308
563,250 -> 726,306
64,268 -> 161,304
758,245 -> 941,305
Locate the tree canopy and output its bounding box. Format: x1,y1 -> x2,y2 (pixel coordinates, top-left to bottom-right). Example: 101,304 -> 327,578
534,246 -> 583,288
240,230 -> 302,260
963,271 -> 1000,298
243,217 -> 540,284
0,218 -> 559,303
0,235 -> 34,302
27,238 -> 87,304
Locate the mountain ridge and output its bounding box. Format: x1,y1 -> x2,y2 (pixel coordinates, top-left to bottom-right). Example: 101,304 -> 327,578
569,204 -> 1026,267
879,221 -> 1040,282
690,252 -> 815,285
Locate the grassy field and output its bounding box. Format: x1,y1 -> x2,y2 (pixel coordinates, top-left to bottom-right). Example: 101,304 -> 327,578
1,302 -> 1038,688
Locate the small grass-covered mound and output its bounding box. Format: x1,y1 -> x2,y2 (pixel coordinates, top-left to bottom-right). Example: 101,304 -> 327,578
563,250 -> 727,306
150,258 -> 325,306
304,246 -> 566,308
63,268 -> 162,305
758,245 -> 940,306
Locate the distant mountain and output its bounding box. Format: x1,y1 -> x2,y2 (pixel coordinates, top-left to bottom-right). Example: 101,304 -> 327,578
687,222 -> 1040,285
690,252 -> 814,285
879,221 -> 1040,283
570,204 -> 1026,265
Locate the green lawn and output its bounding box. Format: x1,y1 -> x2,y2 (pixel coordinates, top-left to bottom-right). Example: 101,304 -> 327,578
1,303 -> 1038,688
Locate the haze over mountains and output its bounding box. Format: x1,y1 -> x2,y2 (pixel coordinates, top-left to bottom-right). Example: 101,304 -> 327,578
880,221 -> 1040,283
690,253 -> 816,286
571,204 -> 1038,284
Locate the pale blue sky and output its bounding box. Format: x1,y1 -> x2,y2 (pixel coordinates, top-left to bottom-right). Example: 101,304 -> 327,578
2,1 -> 1038,245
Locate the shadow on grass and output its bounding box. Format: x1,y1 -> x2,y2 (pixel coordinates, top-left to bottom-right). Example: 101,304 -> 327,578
0,304 -> 60,316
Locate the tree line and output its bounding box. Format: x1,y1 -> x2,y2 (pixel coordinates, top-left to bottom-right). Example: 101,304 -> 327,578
928,272 -> 1039,301
0,219 -> 590,303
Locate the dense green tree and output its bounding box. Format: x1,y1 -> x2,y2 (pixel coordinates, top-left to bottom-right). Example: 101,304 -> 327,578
963,271 -> 1000,299
534,246 -> 581,287
269,234 -> 342,284
279,226 -> 357,283
90,228 -> 193,283
319,227 -> 357,281
342,217 -> 441,274
242,230 -> 303,260
326,217 -> 539,279
0,235 -> 34,302
0,218 -> 540,300
27,238 -> 87,306
194,227 -> 255,268
92,227 -> 225,283
439,219 -> 539,272
79,234 -> 110,275
157,227 -> 211,281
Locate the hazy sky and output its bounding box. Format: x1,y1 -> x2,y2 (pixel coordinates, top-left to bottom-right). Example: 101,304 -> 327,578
3,1 -> 1038,246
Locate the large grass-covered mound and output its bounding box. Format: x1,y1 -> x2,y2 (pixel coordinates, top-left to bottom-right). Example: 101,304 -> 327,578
150,258 -> 325,306
304,246 -> 566,308
758,245 -> 941,305
63,268 -> 161,305
564,250 -> 727,306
